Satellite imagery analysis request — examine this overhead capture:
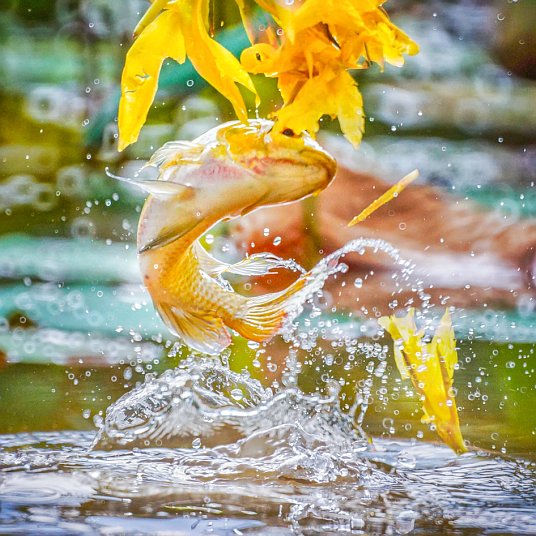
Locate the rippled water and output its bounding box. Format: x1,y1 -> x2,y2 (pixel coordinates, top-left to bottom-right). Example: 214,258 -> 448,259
1,357 -> 535,535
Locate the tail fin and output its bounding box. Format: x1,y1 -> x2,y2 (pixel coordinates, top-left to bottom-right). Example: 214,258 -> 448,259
228,265 -> 330,342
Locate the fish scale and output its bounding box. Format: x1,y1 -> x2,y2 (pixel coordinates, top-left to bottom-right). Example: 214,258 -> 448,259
114,119 -> 336,355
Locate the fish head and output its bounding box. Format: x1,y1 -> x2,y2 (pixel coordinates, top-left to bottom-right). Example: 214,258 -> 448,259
217,120 -> 337,213
134,120 -> 336,252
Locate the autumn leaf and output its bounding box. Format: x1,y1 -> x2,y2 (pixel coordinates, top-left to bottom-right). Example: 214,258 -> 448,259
118,9 -> 186,152
240,0 -> 418,146
118,0 -> 417,150
379,309 -> 467,454
118,0 -> 258,151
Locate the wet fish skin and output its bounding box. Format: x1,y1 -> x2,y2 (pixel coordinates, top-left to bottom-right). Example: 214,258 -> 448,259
113,119 -> 336,355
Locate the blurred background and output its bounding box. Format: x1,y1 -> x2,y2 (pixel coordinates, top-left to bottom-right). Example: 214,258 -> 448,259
0,0 -> 535,459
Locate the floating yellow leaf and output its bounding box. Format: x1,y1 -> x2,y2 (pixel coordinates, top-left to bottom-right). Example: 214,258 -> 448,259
379,309 -> 467,454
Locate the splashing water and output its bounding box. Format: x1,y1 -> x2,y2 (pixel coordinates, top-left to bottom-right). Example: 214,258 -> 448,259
94,357 -> 362,451
1,377 -> 535,534
92,237 -> 422,453
272,237 -> 420,342
1,238 -> 536,533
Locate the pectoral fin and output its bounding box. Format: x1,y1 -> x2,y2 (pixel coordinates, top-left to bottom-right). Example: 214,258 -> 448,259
194,242 -> 296,278
139,219 -> 200,253
106,168 -> 195,200
156,303 -> 231,355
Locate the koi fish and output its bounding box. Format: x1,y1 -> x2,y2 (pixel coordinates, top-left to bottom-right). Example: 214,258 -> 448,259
109,120 -> 336,355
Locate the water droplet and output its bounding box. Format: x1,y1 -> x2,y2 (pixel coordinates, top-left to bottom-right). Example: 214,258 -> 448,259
396,451 -> 416,470
230,388 -> 243,401
395,510 -> 417,534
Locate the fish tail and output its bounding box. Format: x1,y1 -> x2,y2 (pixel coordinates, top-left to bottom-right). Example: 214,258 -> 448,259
229,267 -> 327,342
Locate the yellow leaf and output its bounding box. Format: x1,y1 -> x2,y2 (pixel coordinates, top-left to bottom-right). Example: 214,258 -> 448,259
290,0 -> 377,36
348,169 -> 419,225
331,70 -> 364,147
118,9 -> 186,151
379,308 -> 467,454
132,0 -> 169,39
272,67 -> 364,146
273,68 -> 336,138
176,0 -> 259,122
118,0 -> 258,151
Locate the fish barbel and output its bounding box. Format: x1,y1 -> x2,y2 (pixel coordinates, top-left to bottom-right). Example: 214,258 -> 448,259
109,119 -> 336,354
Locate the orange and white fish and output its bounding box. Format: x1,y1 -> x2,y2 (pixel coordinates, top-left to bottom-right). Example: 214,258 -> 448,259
109,120 -> 336,355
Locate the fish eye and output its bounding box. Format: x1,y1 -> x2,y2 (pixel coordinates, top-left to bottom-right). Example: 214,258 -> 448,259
281,128 -> 295,137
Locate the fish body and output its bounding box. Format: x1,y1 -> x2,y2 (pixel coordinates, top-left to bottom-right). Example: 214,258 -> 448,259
113,120 -> 336,354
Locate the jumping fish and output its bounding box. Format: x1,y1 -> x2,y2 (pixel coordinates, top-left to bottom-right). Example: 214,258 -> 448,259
109,120 -> 336,354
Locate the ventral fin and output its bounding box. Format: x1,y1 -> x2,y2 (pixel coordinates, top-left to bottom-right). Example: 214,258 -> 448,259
106,168 -> 194,200
224,253 -> 294,276
193,242 -> 229,277
156,302 -> 231,355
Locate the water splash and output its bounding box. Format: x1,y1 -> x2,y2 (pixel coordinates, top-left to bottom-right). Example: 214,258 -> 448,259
94,357 -> 362,454
0,236 -> 535,533
94,237 -> 414,451
274,236 -> 421,342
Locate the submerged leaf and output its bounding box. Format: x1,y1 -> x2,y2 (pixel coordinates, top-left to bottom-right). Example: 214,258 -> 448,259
379,309 -> 467,454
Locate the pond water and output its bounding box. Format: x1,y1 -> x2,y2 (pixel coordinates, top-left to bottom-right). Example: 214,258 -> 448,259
1,357 -> 535,535
1,0 -> 536,534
